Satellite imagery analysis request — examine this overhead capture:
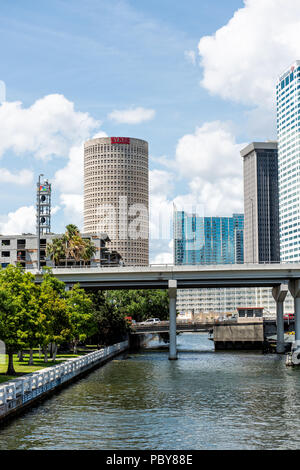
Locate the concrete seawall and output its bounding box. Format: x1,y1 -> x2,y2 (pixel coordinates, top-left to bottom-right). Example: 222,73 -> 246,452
213,323 -> 265,350
0,340 -> 128,425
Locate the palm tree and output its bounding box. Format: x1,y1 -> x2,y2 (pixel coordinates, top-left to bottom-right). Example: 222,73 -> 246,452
82,239 -> 97,266
65,224 -> 80,236
63,225 -> 77,260
46,238 -> 66,266
69,234 -> 87,264
47,225 -> 97,267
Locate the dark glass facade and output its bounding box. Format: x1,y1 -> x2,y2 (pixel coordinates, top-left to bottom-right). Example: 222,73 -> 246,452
174,211 -> 244,265
256,150 -> 280,262
241,142 -> 280,263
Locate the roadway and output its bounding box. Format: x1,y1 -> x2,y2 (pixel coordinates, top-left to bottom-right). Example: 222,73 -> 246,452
131,320 -> 215,334
30,263 -> 300,289
131,318 -> 293,335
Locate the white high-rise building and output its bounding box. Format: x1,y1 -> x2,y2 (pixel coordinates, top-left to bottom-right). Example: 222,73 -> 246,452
176,286 -> 293,317
83,137 -> 149,266
277,61 -> 300,261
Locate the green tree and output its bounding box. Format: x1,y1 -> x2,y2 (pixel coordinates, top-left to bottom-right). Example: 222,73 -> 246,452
82,238 -> 97,266
39,271 -> 71,361
46,237 -> 65,266
0,265 -> 40,375
46,224 -> 96,266
105,289 -> 169,322
66,284 -> 96,353
90,291 -> 129,346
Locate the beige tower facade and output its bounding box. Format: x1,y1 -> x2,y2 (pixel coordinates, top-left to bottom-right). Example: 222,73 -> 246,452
84,136 -> 149,266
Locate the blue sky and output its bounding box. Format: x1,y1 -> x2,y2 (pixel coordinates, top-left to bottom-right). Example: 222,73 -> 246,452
0,0 -> 299,261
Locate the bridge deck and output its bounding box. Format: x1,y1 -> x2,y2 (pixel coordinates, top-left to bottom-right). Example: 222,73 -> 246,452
29,263 -> 300,289
132,321 -> 220,334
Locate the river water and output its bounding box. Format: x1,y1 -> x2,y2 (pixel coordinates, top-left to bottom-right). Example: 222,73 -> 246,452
1,332 -> 300,450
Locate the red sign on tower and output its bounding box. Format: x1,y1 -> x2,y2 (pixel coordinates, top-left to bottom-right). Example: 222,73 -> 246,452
111,137 -> 130,144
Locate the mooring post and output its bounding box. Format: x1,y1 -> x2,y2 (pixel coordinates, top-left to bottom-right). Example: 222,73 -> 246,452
168,279 -> 177,360
272,284 -> 288,354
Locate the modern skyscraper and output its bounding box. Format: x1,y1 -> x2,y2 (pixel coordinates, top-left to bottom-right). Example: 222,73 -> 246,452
173,208 -> 294,316
241,142 -> 280,263
174,209 -> 244,265
173,209 -> 249,316
277,61 -> 300,261
83,136 -> 149,266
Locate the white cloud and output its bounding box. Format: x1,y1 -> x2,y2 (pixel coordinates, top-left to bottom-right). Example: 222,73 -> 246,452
0,206 -> 36,235
0,204 -> 61,236
150,194 -> 173,242
149,121 -> 245,247
108,107 -> 155,124
52,205 -> 61,216
186,177 -> 244,216
0,94 -> 99,160
150,240 -> 174,264
0,168 -> 33,185
173,122 -> 245,216
54,145 -> 84,194
92,131 -> 108,139
175,121 -> 245,181
0,94 -> 104,238
198,0 -> 300,109
149,169 -> 175,196
59,194 -> 84,229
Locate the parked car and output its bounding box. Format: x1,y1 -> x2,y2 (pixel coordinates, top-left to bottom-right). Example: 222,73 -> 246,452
141,318 -> 161,325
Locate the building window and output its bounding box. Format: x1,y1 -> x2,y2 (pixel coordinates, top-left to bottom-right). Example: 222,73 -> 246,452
17,239 -> 26,249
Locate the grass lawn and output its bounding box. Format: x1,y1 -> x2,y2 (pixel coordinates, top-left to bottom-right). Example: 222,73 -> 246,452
0,349 -> 94,385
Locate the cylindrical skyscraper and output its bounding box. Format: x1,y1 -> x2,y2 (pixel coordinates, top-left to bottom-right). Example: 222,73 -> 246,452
84,136 -> 149,266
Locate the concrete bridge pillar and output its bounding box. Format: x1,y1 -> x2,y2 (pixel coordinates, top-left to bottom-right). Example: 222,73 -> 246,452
272,284 -> 288,353
168,280 -> 177,360
288,280 -> 300,354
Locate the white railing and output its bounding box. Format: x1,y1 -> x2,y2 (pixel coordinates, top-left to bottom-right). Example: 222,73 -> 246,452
25,261 -> 300,272
0,340 -> 128,406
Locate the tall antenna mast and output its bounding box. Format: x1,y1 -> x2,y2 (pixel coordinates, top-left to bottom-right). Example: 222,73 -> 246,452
36,175 -> 51,270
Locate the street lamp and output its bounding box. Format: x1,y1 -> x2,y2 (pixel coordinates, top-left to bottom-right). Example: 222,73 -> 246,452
37,173 -> 44,271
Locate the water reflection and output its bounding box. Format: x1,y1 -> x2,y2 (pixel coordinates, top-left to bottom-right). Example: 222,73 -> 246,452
0,333 -> 300,450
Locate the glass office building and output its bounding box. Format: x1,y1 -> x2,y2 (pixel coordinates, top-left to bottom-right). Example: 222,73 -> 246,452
277,60 -> 300,261
174,210 -> 244,265
173,209 -> 293,315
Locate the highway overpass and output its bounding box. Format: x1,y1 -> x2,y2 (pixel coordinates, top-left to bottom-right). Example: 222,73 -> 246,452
28,263 -> 300,363
31,263 -> 300,289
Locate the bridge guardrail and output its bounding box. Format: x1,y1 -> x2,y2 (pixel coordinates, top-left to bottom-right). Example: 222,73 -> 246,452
24,261 -> 300,272
0,340 -> 128,407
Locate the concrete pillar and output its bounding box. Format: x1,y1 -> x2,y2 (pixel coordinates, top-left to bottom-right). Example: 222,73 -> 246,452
168,280 -> 177,360
272,284 -> 288,353
288,280 -> 300,351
